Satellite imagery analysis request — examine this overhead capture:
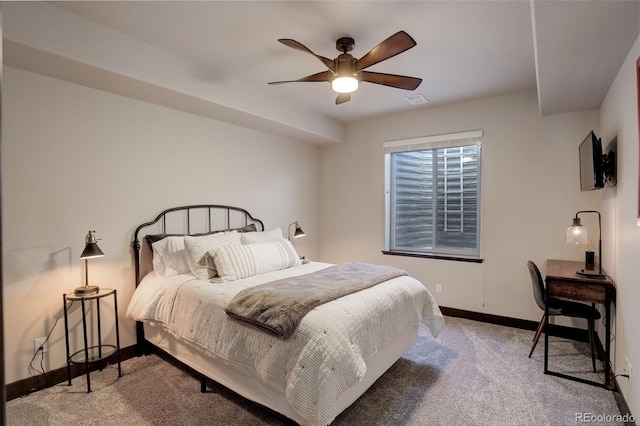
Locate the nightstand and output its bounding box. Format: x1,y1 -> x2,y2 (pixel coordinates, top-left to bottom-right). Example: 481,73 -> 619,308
63,288 -> 122,392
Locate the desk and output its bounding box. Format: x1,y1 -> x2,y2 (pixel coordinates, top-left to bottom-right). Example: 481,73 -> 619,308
544,259 -> 615,388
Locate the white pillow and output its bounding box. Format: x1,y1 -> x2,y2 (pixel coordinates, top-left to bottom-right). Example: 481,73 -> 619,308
240,227 -> 283,244
151,236 -> 191,277
184,231 -> 241,280
212,239 -> 301,282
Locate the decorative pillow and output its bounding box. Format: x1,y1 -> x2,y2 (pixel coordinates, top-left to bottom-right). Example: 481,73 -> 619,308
151,236 -> 191,277
240,227 -> 283,244
232,223 -> 259,233
145,223 -> 257,248
212,239 -> 301,282
184,231 -> 242,280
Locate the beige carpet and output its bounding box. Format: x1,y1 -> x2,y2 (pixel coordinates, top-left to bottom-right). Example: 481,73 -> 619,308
7,316 -> 626,425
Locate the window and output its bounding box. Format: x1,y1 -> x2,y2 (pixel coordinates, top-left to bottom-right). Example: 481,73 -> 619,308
384,130 -> 482,260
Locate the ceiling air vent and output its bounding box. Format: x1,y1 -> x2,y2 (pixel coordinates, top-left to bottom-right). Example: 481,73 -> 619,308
405,94 -> 429,105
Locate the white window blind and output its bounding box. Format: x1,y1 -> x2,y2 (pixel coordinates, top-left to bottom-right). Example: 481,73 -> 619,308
384,130 -> 482,258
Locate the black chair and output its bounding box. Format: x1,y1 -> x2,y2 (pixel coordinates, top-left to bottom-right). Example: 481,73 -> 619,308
527,260 -> 601,371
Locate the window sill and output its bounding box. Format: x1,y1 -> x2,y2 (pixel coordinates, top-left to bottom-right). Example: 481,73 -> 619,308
382,250 -> 484,263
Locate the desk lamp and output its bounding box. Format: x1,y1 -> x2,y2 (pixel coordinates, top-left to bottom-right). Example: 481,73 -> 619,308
566,211 -> 605,278
76,230 -> 105,295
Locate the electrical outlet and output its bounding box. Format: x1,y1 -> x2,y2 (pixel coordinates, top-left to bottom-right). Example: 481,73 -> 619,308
34,337 -> 47,354
436,284 -> 443,294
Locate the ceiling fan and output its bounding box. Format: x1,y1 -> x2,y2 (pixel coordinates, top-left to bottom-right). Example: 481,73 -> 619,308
268,31 -> 422,105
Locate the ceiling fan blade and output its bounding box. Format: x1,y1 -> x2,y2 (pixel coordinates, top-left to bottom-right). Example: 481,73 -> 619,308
336,93 -> 351,105
361,71 -> 422,90
355,31 -> 417,71
268,71 -> 330,85
278,39 -> 336,72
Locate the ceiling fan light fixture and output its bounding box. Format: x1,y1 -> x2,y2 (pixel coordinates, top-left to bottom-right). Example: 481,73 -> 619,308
332,76 -> 358,93
270,31 -> 420,104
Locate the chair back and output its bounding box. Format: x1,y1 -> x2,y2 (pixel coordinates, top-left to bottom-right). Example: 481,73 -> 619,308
527,260 -> 546,311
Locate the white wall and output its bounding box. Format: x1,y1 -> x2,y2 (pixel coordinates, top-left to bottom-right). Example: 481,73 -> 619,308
599,34 -> 640,416
319,90 -> 602,322
2,67 -> 320,384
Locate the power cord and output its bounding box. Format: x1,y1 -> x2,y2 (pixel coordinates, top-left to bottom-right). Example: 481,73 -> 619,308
613,374 -> 630,380
28,301 -> 73,389
608,373 -> 630,390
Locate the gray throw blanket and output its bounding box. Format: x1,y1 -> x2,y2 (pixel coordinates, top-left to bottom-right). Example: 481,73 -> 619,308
225,262 -> 408,338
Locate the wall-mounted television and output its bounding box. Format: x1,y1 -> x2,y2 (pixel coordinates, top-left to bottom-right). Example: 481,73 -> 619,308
578,130 -> 616,191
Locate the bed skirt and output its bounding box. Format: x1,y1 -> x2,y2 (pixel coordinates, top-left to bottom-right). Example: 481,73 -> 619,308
143,322 -> 420,425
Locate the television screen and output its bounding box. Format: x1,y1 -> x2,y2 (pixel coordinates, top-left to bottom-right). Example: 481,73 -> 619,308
579,131 -> 604,191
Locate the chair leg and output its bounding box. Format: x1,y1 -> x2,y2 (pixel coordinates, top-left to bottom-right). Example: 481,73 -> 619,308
587,319 -> 597,372
529,313 -> 546,358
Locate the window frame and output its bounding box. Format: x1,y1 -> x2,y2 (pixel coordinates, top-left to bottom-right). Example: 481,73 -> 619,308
384,130 -> 483,262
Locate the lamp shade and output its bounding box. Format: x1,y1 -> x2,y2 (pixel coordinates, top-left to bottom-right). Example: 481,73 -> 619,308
566,217 -> 588,244
288,221 -> 307,242
80,242 -> 104,259
293,223 -> 306,238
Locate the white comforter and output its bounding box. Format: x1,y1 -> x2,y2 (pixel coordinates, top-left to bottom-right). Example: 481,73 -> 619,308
127,262 -> 444,425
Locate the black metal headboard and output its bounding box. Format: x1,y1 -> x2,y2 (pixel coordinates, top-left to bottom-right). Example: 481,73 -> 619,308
132,204 -> 264,287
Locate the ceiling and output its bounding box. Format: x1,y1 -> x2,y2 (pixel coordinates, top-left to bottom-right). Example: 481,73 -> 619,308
5,1 -> 639,143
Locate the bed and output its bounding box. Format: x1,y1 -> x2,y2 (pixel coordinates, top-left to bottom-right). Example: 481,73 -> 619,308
126,205 -> 444,425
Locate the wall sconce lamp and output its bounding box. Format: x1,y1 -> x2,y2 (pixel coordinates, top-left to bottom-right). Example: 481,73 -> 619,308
76,230 -> 105,295
566,211 -> 605,278
288,221 -> 306,243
